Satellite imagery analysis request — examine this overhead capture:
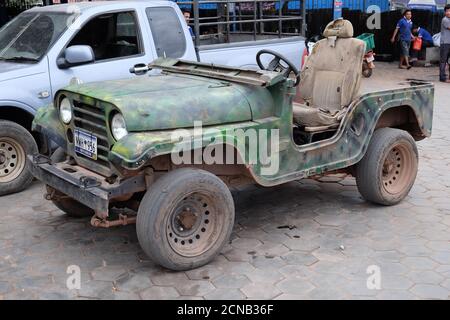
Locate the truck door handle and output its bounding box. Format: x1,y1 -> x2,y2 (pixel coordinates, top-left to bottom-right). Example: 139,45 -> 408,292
130,63 -> 149,75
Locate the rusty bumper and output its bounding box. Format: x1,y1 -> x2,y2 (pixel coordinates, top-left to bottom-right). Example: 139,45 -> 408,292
28,154 -> 146,216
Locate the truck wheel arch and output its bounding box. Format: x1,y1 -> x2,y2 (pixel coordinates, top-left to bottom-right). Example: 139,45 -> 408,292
375,105 -> 425,141
0,105 -> 45,151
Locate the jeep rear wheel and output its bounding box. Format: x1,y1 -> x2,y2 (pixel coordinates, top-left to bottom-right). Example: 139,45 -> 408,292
136,168 -> 235,271
355,128 -> 418,205
0,120 -> 38,196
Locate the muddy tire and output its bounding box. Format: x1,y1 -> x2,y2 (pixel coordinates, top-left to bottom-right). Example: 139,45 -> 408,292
0,120 -> 38,196
356,128 -> 418,205
136,168 -> 235,271
46,185 -> 94,218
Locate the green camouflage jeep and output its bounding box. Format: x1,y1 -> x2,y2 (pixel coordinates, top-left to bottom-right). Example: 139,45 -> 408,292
30,39 -> 433,270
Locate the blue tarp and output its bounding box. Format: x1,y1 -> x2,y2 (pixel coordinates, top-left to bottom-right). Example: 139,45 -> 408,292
174,0 -> 390,12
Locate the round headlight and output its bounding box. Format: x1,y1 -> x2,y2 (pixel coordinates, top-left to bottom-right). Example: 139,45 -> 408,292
60,97 -> 73,124
111,113 -> 128,141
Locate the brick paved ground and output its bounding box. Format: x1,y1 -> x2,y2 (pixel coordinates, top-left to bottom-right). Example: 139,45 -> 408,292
0,62 -> 449,300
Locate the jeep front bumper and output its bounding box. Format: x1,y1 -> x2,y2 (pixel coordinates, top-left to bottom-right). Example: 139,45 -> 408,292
29,154 -> 146,217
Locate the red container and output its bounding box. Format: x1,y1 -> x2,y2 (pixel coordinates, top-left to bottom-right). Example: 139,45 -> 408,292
413,37 -> 423,51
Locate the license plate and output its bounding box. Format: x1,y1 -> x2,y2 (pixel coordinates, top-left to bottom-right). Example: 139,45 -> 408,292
366,55 -> 375,63
74,128 -> 97,160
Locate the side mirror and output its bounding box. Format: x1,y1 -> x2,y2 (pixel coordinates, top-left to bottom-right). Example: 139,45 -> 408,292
57,45 -> 95,69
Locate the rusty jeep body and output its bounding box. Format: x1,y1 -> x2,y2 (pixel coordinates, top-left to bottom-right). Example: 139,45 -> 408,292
29,20 -> 434,270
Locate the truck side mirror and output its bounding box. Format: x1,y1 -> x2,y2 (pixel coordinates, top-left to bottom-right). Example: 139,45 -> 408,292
57,45 -> 95,69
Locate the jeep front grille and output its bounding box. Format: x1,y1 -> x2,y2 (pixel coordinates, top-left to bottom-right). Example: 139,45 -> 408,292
72,101 -> 111,168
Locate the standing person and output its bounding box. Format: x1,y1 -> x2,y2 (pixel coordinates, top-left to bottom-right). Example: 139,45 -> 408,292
391,9 -> 414,69
411,25 -> 434,62
440,5 -> 450,83
182,9 -> 195,37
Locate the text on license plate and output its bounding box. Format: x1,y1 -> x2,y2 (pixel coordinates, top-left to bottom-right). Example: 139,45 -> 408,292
74,129 -> 97,160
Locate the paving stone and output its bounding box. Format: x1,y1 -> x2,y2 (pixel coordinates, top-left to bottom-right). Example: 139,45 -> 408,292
407,270 -> 444,285
212,274 -> 250,289
140,286 -> 180,300
341,280 -> 379,297
244,268 -> 285,284
91,266 -> 128,282
0,281 -> 13,294
230,238 -> 262,250
174,280 -> 215,296
312,248 -> 345,262
282,238 -> 320,252
281,251 -> 318,266
440,279 -> 450,290
276,279 -> 315,295
115,274 -> 153,292
380,275 -> 414,290
241,282 -> 282,299
409,284 -> 449,299
251,256 -> 287,270
204,288 -> 246,300
278,265 -> 315,279
430,251 -> 450,265
113,291 -> 141,300
274,293 -> 310,300
401,257 -> 438,270
308,287 -> 348,300
77,280 -> 114,299
376,290 -> 418,300
148,269 -> 189,286
185,265 -> 224,281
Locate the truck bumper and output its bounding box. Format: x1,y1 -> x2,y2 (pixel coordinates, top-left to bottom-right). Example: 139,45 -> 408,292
28,154 -> 146,217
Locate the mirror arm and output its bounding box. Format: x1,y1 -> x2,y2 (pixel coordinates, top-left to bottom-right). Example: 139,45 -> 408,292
56,57 -> 69,69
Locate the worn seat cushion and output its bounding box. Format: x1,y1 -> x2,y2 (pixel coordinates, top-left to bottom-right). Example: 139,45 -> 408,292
293,103 -> 342,127
293,19 -> 366,128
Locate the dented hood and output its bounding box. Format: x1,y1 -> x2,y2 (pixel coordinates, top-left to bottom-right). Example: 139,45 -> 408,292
63,73 -> 253,131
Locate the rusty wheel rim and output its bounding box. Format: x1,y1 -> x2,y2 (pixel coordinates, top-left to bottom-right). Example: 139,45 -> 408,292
381,142 -> 415,195
0,138 -> 26,183
167,192 -> 219,257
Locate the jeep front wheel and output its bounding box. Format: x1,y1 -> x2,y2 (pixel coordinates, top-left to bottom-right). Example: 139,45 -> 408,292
136,168 -> 235,271
46,185 -> 94,218
0,120 -> 38,196
355,128 -> 418,205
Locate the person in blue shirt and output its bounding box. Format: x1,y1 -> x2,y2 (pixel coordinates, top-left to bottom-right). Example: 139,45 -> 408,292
391,10 -> 414,69
410,25 -> 434,61
182,9 -> 195,38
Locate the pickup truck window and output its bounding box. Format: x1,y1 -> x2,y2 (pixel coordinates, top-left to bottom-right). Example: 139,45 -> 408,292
146,7 -> 186,58
0,11 -> 75,62
67,11 -> 142,62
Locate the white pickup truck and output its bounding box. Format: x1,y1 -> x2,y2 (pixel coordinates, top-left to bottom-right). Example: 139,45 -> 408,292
0,0 -> 306,195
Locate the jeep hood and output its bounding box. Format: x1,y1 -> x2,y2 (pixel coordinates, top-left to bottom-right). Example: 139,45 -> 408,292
63,73 -> 253,131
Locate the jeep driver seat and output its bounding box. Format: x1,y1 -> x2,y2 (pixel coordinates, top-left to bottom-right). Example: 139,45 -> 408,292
293,19 -> 366,128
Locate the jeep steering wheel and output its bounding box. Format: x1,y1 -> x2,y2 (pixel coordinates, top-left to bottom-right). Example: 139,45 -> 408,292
256,49 -> 300,86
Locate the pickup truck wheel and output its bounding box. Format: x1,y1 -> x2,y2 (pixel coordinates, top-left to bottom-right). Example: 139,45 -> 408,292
0,120 -> 38,196
46,185 -> 94,218
356,128 -> 418,205
136,168 -> 235,271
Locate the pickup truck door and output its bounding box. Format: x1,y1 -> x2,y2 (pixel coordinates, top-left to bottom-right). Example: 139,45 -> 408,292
47,9 -> 154,94
143,6 -> 197,62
